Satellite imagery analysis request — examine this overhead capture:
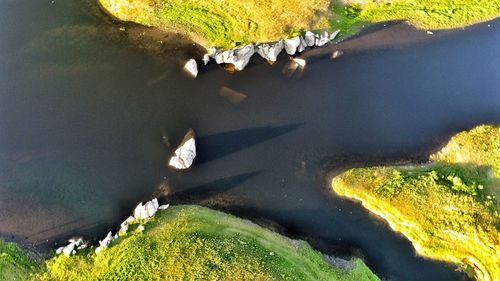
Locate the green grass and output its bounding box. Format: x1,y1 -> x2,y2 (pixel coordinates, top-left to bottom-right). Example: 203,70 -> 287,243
99,0 -> 331,48
34,205 -> 378,281
337,0 -> 500,35
331,125 -> 500,281
0,240 -> 39,281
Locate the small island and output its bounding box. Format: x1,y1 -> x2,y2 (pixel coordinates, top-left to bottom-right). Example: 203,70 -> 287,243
332,125 -> 499,281
1,205 -> 379,280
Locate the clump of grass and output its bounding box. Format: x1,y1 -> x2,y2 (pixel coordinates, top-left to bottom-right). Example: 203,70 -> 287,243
99,0 -> 331,48
0,240 -> 39,281
36,205 -> 379,281
340,0 -> 500,30
332,125 -> 500,281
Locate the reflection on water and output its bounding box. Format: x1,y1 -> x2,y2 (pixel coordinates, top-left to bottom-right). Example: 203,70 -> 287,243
1,1 -> 499,280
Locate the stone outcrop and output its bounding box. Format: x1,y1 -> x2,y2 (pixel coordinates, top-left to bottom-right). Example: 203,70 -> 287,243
56,237 -> 87,257
168,129 -> 196,169
256,41 -> 284,62
190,30 -> 340,74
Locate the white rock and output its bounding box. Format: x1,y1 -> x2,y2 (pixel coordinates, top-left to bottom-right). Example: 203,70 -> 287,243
315,31 -> 330,47
152,198 -> 159,210
426,31 -> 434,35
158,204 -> 170,210
329,30 -> 340,41
183,59 -> 198,78
56,247 -> 64,255
138,225 -> 145,232
293,58 -> 306,68
207,47 -> 217,58
256,41 -> 284,62
304,31 -> 315,47
95,231 -> 114,253
202,54 -> 210,65
62,242 -> 75,257
144,200 -> 157,219
169,129 -> 196,169
284,37 -> 301,55
214,44 -> 255,71
134,202 -> 144,219
297,37 -> 307,52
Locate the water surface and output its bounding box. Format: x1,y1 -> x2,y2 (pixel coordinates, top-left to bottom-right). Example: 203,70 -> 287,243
1,1 -> 499,280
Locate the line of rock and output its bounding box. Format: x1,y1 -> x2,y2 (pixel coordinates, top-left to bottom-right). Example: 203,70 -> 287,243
184,30 -> 340,77
56,198 -> 169,257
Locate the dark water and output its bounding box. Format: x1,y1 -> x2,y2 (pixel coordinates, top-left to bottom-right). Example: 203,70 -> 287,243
1,1 -> 499,280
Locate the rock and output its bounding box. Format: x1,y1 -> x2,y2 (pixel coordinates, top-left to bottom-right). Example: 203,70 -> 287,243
256,41 -> 284,62
284,37 -> 300,55
329,30 -> 340,41
144,200 -> 157,218
62,242 -> 75,257
298,37 -> 307,52
315,31 -> 330,47
169,129 -> 196,169
202,53 -> 210,65
214,44 -> 254,71
293,58 -> 306,68
95,231 -> 114,253
138,225 -> 145,232
426,30 -> 434,35
183,59 -> 198,78
331,50 -> 344,59
158,204 -> 170,210
134,202 -> 144,219
220,86 -> 247,104
57,237 -> 86,256
304,31 -> 315,47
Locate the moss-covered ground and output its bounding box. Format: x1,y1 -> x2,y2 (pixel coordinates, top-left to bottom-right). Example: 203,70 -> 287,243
98,0 -> 499,49
331,125 -> 500,281
2,205 -> 378,280
0,240 -> 39,281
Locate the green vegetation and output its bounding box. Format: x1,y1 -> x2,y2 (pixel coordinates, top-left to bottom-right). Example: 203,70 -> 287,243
331,125 -> 500,281
30,205 -> 378,280
337,0 -> 500,34
0,240 -> 39,281
98,0 -> 330,48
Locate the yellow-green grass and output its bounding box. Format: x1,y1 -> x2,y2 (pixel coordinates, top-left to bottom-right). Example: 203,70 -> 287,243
0,240 -> 39,281
98,0 -> 331,48
34,205 -> 378,281
340,0 -> 500,32
332,125 -> 499,281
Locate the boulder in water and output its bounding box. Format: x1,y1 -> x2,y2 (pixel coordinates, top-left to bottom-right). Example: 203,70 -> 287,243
169,129 -> 196,169
183,59 -> 198,78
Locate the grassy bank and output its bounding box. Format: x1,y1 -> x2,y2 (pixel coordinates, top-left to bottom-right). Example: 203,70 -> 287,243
337,0 -> 499,34
98,0 -> 331,48
331,125 -> 499,281
6,205 -> 378,280
0,240 -> 39,281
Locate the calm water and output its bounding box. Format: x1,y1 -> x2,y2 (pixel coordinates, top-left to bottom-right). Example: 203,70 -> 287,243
1,1 -> 499,280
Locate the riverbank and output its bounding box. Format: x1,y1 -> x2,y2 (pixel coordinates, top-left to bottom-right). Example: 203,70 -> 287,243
1,205 -> 379,280
331,125 -> 500,281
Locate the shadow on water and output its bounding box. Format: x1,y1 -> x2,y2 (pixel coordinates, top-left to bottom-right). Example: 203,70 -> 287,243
196,123 -> 302,164
169,171 -> 262,202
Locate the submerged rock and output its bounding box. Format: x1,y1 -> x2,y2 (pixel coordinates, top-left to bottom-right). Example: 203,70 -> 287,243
183,59 -> 198,78
256,41 -> 284,62
284,37 -> 301,55
169,129 -> 196,169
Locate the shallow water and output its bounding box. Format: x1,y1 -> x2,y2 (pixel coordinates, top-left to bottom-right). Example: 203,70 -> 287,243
1,1 -> 499,280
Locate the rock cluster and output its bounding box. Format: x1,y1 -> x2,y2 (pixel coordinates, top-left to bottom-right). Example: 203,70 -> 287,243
55,237 -> 87,257
56,198 -> 169,256
186,30 -> 340,75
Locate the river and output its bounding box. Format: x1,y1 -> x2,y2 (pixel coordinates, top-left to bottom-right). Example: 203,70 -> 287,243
1,0 -> 499,280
